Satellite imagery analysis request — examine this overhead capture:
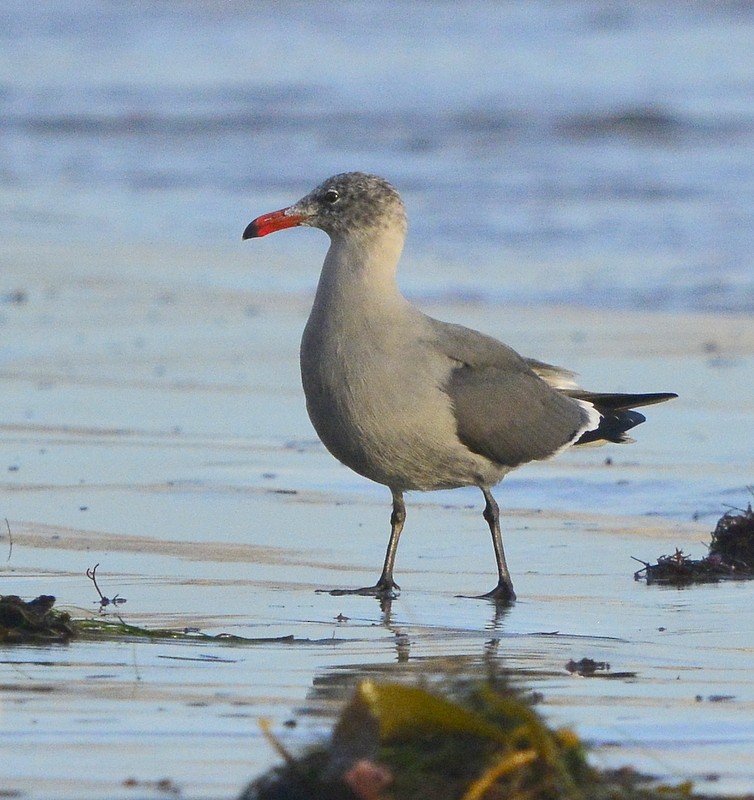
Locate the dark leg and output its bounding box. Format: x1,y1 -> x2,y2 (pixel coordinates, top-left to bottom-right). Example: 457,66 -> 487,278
324,489 -> 405,599
478,487 -> 516,603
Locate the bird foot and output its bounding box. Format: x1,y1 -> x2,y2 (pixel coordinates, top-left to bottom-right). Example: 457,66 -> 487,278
457,581 -> 516,605
316,579 -> 400,600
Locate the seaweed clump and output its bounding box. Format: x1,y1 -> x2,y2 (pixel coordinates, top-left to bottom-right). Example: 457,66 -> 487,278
709,503 -> 754,569
0,594 -> 75,643
0,592 -> 326,646
240,679 -> 697,800
635,504 -> 754,586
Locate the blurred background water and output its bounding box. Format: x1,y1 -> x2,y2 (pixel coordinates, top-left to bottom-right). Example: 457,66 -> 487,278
1,0 -> 752,311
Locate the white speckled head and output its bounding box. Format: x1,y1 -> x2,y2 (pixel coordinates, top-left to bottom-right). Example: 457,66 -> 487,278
243,172 -> 407,241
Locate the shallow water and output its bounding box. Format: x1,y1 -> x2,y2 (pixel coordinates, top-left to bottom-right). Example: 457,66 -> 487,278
2,241 -> 754,797
2,2 -> 754,798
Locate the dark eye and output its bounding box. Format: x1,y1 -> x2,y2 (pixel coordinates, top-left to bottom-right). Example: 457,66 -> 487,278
323,188 -> 340,204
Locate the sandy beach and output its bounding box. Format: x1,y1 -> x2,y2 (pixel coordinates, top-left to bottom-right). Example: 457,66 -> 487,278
2,240 -> 753,798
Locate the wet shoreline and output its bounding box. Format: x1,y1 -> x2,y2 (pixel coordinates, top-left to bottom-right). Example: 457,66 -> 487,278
2,240 -> 753,797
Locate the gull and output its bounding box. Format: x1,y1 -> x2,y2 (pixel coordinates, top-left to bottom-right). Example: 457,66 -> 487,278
243,172 -> 676,602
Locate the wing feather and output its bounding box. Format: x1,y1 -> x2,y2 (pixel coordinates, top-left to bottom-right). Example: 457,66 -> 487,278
426,320 -> 593,468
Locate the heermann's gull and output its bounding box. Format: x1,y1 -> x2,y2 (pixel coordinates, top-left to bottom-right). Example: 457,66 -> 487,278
243,172 -> 676,603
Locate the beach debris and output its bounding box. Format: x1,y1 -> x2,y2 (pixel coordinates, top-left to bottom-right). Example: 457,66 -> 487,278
0,590 -> 329,646
4,518 -> 12,561
566,657 -> 610,676
0,594 -> 75,643
634,503 -> 754,585
122,776 -> 181,795
240,674 -> 715,800
86,562 -> 128,612
709,502 -> 754,568
241,678 -> 588,800
566,658 -> 638,680
695,694 -> 735,703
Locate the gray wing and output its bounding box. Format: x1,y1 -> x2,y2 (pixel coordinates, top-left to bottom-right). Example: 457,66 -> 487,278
426,319 -> 593,468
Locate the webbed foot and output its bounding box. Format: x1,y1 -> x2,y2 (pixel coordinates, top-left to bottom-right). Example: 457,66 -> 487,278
457,579 -> 516,605
316,578 -> 400,600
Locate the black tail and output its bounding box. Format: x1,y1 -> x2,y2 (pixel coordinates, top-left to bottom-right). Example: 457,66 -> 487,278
569,391 -> 677,445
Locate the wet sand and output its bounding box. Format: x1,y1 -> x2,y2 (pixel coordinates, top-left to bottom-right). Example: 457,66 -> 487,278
2,242 -> 754,798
